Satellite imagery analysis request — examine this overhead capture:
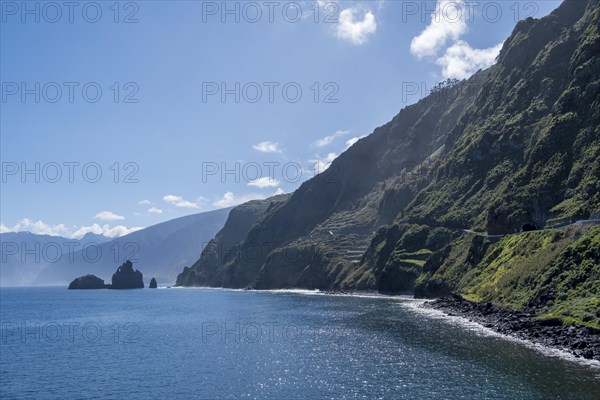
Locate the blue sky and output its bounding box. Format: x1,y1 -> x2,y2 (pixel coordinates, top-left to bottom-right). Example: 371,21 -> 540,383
0,0 -> 562,238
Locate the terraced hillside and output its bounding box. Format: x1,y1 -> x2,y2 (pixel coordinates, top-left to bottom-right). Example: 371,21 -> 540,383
177,0 -> 599,307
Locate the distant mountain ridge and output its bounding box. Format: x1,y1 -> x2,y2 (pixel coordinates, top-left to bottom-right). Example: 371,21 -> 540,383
33,208 -> 231,286
1,208 -> 231,286
1,232 -> 84,286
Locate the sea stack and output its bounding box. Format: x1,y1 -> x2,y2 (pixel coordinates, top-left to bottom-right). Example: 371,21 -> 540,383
68,260 -> 145,290
68,275 -> 109,290
149,277 -> 157,289
111,260 -> 144,289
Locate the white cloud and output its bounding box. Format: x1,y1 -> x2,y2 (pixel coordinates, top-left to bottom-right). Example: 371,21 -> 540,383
410,0 -> 467,58
148,207 -> 163,214
252,141 -> 282,153
213,192 -> 266,208
248,177 -> 280,188
213,192 -> 236,208
0,218 -> 70,237
309,153 -> 338,175
175,200 -> 199,209
273,188 -> 285,195
93,211 -> 125,221
163,195 -> 181,203
2,218 -> 143,239
335,8 -> 377,45
314,130 -> 351,147
72,224 -> 143,239
345,135 -> 367,148
138,200 -> 151,205
195,195 -> 209,204
436,40 -> 503,79
410,0 -> 502,79
163,194 -> 201,209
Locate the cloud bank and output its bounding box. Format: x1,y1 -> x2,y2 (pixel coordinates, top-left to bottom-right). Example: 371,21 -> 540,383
0,218 -> 142,239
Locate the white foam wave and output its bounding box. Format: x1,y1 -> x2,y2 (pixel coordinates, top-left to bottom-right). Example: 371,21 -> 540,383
167,286 -> 600,370
398,299 -> 600,371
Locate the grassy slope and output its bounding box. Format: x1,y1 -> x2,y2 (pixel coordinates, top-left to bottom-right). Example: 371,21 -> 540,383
419,226 -> 600,328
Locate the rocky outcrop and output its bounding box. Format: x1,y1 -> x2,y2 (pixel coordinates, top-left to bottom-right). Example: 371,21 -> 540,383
68,260 -> 144,289
149,277 -> 157,288
111,260 -> 144,289
68,274 -> 108,290
426,295 -> 600,361
35,207 -> 231,287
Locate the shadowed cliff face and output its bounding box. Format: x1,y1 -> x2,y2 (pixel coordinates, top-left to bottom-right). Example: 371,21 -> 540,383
179,0 -> 599,292
214,73 -> 473,289
175,195 -> 290,287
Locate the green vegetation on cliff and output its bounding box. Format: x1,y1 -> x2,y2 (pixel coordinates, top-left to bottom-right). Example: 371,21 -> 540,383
417,226 -> 600,328
178,0 -> 599,321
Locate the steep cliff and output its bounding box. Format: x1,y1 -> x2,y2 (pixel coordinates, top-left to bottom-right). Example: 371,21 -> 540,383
175,195 -> 290,286
178,0 -> 599,296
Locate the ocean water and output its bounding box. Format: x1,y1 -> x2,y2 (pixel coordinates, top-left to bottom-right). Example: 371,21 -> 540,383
1,287 -> 599,399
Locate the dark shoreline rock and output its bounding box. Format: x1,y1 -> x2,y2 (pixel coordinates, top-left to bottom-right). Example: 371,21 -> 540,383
68,274 -> 108,290
425,295 -> 600,361
149,277 -> 157,289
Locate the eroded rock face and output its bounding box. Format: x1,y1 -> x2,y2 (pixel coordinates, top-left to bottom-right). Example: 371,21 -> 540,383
149,277 -> 157,288
175,195 -> 290,287
111,260 -> 144,289
68,275 -> 108,290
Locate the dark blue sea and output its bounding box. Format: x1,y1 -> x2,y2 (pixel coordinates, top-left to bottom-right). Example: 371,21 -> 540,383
1,287 -> 599,399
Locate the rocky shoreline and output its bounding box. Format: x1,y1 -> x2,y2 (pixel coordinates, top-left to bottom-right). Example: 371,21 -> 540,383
425,295 -> 600,361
